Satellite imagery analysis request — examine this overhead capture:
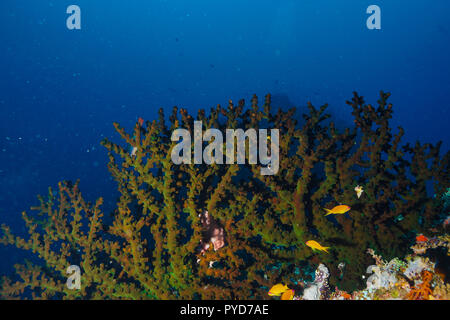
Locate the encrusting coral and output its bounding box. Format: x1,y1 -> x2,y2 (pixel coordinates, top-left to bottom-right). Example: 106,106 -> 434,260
1,92 -> 449,299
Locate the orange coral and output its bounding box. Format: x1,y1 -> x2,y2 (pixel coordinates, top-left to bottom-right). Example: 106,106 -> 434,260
341,292 -> 352,299
407,270 -> 434,300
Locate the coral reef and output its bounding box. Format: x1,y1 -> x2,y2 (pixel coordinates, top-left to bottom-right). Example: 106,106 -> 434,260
285,234 -> 449,300
330,235 -> 450,300
1,92 -> 449,299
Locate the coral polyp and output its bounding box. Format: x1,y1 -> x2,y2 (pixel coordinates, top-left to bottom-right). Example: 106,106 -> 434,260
1,92 -> 448,299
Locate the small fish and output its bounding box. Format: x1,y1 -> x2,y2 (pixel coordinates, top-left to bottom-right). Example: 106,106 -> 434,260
324,205 -> 351,216
306,240 -> 330,253
138,117 -> 144,127
354,185 -> 364,198
416,234 -> 428,242
268,283 -> 289,296
281,289 -> 295,300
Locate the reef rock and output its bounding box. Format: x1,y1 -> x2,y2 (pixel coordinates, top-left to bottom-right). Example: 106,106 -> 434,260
302,263 -> 330,300
302,284 -> 320,300
365,265 -> 397,290
404,257 -> 433,280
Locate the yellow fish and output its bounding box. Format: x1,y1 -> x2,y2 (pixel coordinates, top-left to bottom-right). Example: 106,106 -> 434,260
324,205 -> 351,216
281,289 -> 295,300
268,283 -> 289,296
306,240 -> 330,253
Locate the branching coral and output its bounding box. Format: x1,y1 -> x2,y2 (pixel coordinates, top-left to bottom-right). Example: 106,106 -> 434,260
407,270 -> 434,300
1,92 -> 448,299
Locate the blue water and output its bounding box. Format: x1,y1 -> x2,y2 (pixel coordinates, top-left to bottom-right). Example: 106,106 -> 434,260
0,0 -> 449,274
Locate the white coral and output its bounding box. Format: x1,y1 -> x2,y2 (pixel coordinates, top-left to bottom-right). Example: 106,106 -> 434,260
365,265 -> 396,290
301,264 -> 330,300
302,284 -> 320,300
403,257 -> 433,280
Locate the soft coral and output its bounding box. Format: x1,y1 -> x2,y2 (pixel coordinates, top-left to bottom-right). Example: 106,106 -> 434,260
407,270 -> 434,300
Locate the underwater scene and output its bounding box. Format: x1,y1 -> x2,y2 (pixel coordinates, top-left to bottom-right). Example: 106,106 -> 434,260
0,1 -> 449,302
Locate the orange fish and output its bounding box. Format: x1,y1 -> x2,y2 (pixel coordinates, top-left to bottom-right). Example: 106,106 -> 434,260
281,289 -> 295,300
416,235 -> 428,242
306,240 -> 330,253
324,205 -> 351,216
138,117 -> 144,127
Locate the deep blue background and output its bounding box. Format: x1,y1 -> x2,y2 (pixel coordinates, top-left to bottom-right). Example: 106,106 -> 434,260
0,0 -> 449,274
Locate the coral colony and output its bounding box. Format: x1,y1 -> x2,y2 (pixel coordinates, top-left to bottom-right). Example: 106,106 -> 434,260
0,92 -> 449,299
171,121 -> 279,175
